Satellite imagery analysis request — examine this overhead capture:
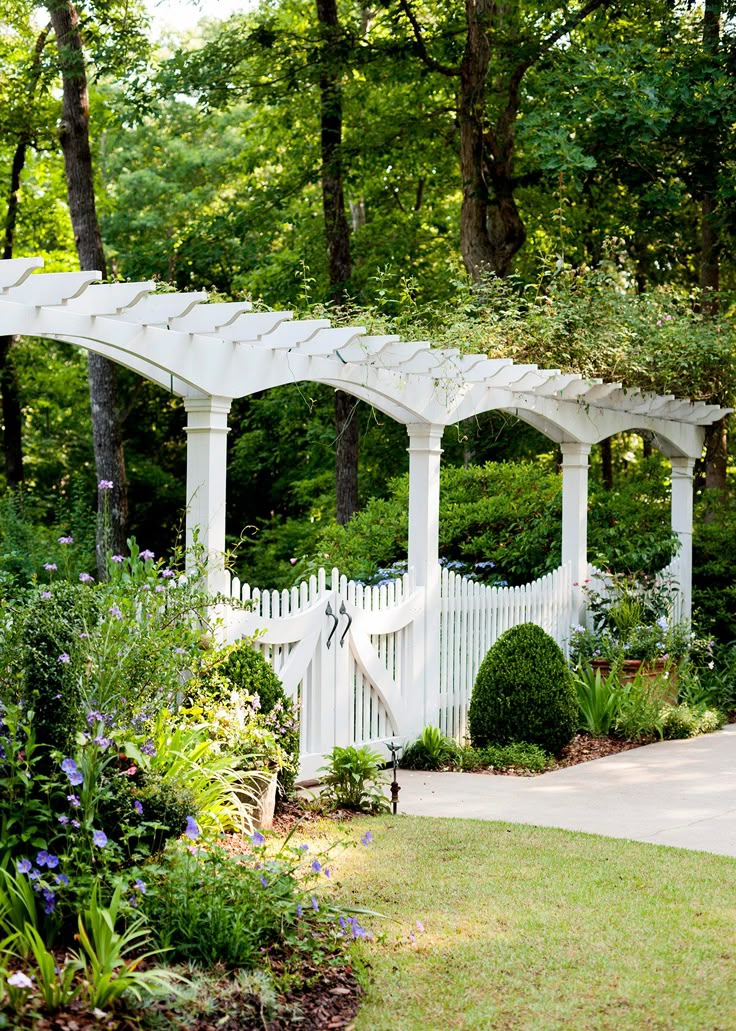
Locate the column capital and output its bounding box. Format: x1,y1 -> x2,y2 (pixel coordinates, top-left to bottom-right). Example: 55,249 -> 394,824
670,456 -> 696,479
560,441 -> 592,465
406,422 -> 445,452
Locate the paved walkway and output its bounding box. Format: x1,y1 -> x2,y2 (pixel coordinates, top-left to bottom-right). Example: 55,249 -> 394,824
395,722 -> 736,857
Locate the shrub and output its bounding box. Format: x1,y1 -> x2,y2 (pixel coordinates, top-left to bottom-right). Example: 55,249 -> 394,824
468,623 -> 577,754
400,726 -> 459,770
573,665 -> 621,736
317,745 -> 389,813
188,642 -> 300,797
22,583 -> 97,757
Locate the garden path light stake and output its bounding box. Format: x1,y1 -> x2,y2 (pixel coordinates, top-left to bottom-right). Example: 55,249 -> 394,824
387,741 -> 401,814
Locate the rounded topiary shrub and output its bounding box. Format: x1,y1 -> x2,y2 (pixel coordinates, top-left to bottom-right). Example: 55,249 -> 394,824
468,622 -> 577,755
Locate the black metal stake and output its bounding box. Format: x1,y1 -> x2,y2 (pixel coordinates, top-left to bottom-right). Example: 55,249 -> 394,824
387,741 -> 401,814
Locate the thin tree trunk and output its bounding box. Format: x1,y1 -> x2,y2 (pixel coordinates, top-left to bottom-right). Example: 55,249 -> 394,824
0,25 -> 51,488
600,438 -> 613,490
47,0 -> 128,571
700,0 -> 727,504
315,0 -> 359,524
0,136 -> 29,487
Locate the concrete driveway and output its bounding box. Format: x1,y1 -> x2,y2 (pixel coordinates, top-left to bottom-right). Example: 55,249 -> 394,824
394,722 -> 736,857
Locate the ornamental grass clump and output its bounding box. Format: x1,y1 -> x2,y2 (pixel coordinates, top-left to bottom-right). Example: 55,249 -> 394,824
468,622 -> 577,754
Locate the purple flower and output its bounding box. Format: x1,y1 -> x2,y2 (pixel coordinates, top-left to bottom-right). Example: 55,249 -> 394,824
71,819 -> 80,829
141,740 -> 156,757
58,535 -> 73,545
111,554 -> 124,563
139,549 -> 155,561
43,563 -> 57,572
37,851 -> 59,869
79,632 -> 89,639
161,568 -> 175,579
57,653 -> 70,664
61,758 -> 78,774
134,800 -> 144,815
311,859 -> 322,874
324,867 -> 331,878
310,895 -> 319,912
86,711 -> 104,725
297,844 -> 309,852
134,879 -> 146,894
79,572 -> 94,584
41,591 -> 52,599
155,585 -> 165,593
98,479 -> 114,490
55,873 -> 69,887
174,647 -> 186,655
68,769 -> 83,786
296,903 -> 303,918
16,858 -> 31,874
58,815 -> 69,825
361,831 -> 373,846
250,831 -> 265,846
42,888 -> 56,914
93,736 -> 111,750
92,830 -> 108,848
108,605 -> 122,620
260,874 -> 268,887
184,816 -> 200,840
67,794 -> 81,808
28,869 -> 40,881
416,920 -> 425,932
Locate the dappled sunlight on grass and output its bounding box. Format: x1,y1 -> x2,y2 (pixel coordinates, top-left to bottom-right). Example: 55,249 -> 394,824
325,815 -> 736,1031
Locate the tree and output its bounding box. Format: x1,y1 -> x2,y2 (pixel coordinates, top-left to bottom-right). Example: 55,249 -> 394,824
0,18 -> 53,486
395,0 -> 611,278
46,0 -> 130,571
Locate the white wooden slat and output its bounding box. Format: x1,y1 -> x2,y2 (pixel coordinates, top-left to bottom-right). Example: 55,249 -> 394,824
0,257 -> 43,289
6,271 -> 101,306
64,282 -> 155,315
114,292 -> 208,324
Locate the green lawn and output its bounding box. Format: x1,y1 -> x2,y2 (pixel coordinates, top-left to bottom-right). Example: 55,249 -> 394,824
325,816 -> 736,1031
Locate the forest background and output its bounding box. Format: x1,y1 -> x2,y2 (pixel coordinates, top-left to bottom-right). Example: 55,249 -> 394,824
1,0 -> 735,645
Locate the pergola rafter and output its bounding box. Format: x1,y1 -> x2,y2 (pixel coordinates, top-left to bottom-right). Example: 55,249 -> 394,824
1,259 -> 730,700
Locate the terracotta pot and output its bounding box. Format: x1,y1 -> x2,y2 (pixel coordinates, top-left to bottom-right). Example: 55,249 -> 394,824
590,657 -> 678,704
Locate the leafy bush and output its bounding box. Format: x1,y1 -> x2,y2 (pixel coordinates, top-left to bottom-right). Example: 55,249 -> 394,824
477,742 -> 552,773
188,642 -> 300,797
573,665 -> 621,736
22,583 -> 96,757
318,745 -> 389,813
468,623 -> 577,754
142,835 -> 351,969
400,726 -> 459,770
613,673 -> 664,741
659,703 -> 725,740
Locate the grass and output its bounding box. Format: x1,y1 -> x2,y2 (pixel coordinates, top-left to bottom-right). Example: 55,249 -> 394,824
322,815 -> 736,1031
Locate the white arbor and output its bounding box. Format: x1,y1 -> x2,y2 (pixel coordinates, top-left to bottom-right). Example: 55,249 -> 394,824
0,257 -> 728,767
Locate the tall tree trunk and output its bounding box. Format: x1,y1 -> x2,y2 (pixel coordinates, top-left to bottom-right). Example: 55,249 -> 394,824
47,0 -> 128,572
599,438 -> 613,490
0,25 -> 51,488
0,137 -> 29,488
316,0 -> 358,524
700,0 -> 727,503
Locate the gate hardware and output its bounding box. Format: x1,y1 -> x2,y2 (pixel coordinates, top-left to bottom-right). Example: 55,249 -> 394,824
325,602 -> 339,649
386,741 -> 402,814
339,601 -> 352,648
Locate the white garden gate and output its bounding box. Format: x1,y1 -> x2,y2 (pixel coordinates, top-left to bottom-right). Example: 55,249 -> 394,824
219,562 -> 574,777
220,568 -> 423,779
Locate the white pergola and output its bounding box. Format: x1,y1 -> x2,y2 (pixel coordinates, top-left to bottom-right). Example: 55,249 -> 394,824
0,257 -> 728,642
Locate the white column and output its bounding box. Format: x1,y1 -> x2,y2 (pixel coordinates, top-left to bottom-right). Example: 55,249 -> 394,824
407,423 -> 443,734
560,441 -> 591,623
670,456 -> 695,623
183,396 -> 232,597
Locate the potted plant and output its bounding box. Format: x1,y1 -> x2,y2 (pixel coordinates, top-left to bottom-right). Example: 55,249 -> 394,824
568,571 -> 692,702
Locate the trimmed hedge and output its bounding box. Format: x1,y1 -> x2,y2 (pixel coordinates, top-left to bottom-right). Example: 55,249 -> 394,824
468,622 -> 577,754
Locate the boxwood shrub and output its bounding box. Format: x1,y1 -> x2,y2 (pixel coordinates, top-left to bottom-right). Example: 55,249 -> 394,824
468,622 -> 577,754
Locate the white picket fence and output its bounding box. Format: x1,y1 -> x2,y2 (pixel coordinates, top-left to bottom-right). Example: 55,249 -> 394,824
218,562 -> 574,767
438,564 -> 573,740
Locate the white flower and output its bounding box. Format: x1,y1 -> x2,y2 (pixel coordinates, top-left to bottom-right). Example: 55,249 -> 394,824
7,971 -> 33,989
